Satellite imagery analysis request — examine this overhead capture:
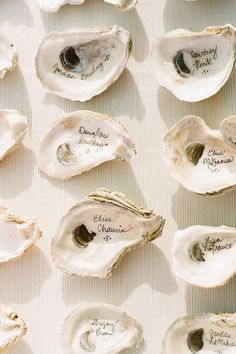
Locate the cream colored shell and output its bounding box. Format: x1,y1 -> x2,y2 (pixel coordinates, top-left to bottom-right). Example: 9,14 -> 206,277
0,33 -> 18,79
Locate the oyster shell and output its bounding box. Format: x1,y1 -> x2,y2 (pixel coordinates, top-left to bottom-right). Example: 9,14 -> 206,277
51,188 -> 165,277
0,110 -> 28,161
37,0 -> 137,12
151,24 -> 236,102
35,26 -> 132,102
0,303 -> 27,352
61,303 -> 143,354
0,33 -> 18,79
162,313 -> 236,354
36,110 -> 136,180
173,225 -> 236,288
163,115 -> 236,195
0,206 -> 42,263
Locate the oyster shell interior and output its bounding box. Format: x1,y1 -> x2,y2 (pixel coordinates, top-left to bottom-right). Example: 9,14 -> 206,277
51,188 -> 165,277
151,25 -> 236,102
0,33 -> 18,79
0,206 -> 42,263
36,110 -> 136,180
173,225 -> 236,288
163,115 -> 236,195
0,110 -> 28,161
35,26 -> 132,101
61,304 -> 143,354
162,313 -> 236,354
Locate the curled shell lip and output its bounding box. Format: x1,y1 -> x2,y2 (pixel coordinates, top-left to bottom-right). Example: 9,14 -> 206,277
0,33 -> 18,79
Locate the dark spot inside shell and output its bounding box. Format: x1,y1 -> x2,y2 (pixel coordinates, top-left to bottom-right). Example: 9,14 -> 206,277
57,143 -> 76,165
186,143 -> 205,165
60,46 -> 80,71
190,243 -> 205,263
72,224 -> 96,248
188,328 -> 204,353
174,51 -> 191,78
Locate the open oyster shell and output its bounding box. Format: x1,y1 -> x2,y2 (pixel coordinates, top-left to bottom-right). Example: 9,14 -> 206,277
162,313 -> 236,354
0,110 -> 28,161
51,188 -> 165,277
0,303 -> 27,352
151,24 -> 236,102
0,33 -> 18,79
35,26 -> 132,102
163,115 -> 236,195
61,303 -> 143,354
173,225 -> 236,288
0,206 -> 42,263
37,0 -> 137,12
36,110 -> 136,180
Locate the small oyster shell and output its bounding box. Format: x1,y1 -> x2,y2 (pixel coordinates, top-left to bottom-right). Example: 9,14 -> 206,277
51,188 -> 165,277
162,313 -> 236,354
0,33 -> 18,79
163,115 -> 236,195
35,26 -> 132,102
0,206 -> 42,263
151,24 -> 236,102
0,303 -> 27,352
173,225 -> 236,288
36,110 -> 136,180
61,303 -> 143,354
0,110 -> 28,161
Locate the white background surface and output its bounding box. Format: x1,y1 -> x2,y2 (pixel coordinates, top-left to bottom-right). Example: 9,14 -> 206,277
1,0 -> 236,353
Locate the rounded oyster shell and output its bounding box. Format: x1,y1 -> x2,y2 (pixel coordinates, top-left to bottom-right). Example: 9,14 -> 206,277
163,115 -> 236,195
0,33 -> 18,79
0,206 -> 42,263
162,313 -> 236,354
151,24 -> 236,102
0,110 -> 28,161
36,110 -> 136,180
51,188 -> 165,277
35,26 -> 132,102
173,225 -> 236,288
0,303 -> 27,352
61,303 -> 143,354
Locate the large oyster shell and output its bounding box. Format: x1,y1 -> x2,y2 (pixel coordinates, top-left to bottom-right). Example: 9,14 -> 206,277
36,110 -> 136,180
61,303 -> 143,354
173,225 -> 236,288
0,33 -> 18,79
0,110 -> 28,161
35,26 -> 132,102
0,206 -> 42,263
163,115 -> 236,195
0,303 -> 27,352
151,24 -> 236,102
51,188 -> 165,277
162,313 -> 236,354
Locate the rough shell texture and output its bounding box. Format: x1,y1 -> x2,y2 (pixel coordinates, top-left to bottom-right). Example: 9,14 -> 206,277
0,110 -> 28,161
162,313 -> 236,354
61,303 -> 143,354
151,24 -> 236,102
0,206 -> 42,263
0,303 -> 27,352
35,26 -> 132,102
163,115 -> 236,195
173,225 -> 236,288
51,188 -> 165,277
0,33 -> 18,79
36,110 -> 136,180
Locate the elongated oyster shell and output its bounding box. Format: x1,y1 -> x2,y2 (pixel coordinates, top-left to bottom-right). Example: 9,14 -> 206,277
0,206 -> 42,263
37,0 -> 137,12
162,313 -> 236,354
151,24 -> 236,102
51,188 -> 165,277
0,33 -> 18,79
173,225 -> 236,288
61,303 -> 143,354
0,303 -> 27,352
163,115 -> 236,195
36,110 -> 136,180
35,26 -> 132,102
0,110 -> 28,161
